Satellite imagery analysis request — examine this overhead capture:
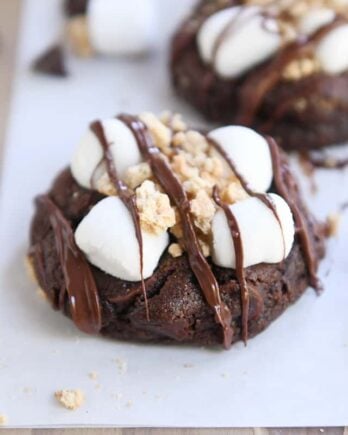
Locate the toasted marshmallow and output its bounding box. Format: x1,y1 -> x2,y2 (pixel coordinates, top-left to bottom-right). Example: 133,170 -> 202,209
315,24 -> 348,75
298,8 -> 336,35
212,194 -> 295,269
87,0 -> 157,56
197,6 -> 281,78
208,126 -> 273,193
71,118 -> 142,189
75,196 -> 169,281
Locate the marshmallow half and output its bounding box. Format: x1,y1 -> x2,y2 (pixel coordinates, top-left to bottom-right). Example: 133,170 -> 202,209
197,6 -> 281,78
71,118 -> 142,189
75,196 -> 169,281
87,0 -> 157,56
212,194 -> 295,269
208,125 -> 273,193
298,7 -> 336,35
315,24 -> 348,75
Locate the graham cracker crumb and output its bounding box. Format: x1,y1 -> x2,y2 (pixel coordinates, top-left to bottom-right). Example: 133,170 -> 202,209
88,371 -> 98,381
136,180 -> 176,235
124,162 -> 152,190
66,16 -> 93,58
54,389 -> 84,410
25,255 -> 38,284
168,243 -> 183,258
95,172 -> 117,197
190,190 -> 216,235
115,357 -> 128,374
0,415 -> 8,425
326,213 -> 341,237
283,56 -> 319,81
140,112 -> 172,155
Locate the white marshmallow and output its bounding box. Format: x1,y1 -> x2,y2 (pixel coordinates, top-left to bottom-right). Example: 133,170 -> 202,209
87,0 -> 157,56
315,24 -> 348,75
298,8 -> 335,35
71,118 -> 142,189
212,194 -> 295,269
208,126 -> 273,193
197,6 -> 281,78
75,196 -> 169,281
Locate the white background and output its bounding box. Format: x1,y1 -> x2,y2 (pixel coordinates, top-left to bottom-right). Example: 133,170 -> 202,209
0,0 -> 347,428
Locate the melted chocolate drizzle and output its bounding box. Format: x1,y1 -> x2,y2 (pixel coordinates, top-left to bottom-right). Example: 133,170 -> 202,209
207,136 -> 285,342
118,114 -> 234,349
212,187 -> 249,344
267,137 -> 322,292
90,121 -> 149,319
38,195 -> 102,334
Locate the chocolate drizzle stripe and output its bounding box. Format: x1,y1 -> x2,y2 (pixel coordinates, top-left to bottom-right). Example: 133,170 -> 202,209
38,195 -> 102,334
213,187 -> 249,344
118,114 -> 233,349
207,135 -> 286,342
267,136 -> 322,292
234,17 -> 345,126
89,121 -> 149,319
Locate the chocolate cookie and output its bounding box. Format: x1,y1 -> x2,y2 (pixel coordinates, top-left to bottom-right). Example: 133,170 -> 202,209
28,112 -> 325,348
171,0 -> 348,151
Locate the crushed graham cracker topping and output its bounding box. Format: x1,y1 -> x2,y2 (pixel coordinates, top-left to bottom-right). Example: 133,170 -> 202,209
91,112 -> 252,258
55,389 -> 85,410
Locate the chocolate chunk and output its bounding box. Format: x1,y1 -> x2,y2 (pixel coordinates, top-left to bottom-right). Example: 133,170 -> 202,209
64,0 -> 89,17
32,45 -> 68,78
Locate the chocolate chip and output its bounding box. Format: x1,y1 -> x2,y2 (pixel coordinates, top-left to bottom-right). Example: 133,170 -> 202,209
32,45 -> 68,78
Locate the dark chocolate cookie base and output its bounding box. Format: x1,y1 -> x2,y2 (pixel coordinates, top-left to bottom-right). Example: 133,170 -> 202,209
29,168 -> 325,347
170,0 -> 348,151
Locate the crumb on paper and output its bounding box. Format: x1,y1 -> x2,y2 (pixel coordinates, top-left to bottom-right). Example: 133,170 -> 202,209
126,400 -> 133,408
114,357 -> 128,374
54,389 -> 84,410
183,363 -> 194,368
88,371 -> 98,381
66,16 -> 94,58
0,415 -> 7,425
326,213 -> 341,238
25,255 -> 37,283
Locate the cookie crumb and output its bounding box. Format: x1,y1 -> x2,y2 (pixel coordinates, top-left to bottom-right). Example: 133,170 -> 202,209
66,15 -> 94,57
168,243 -> 183,258
88,371 -> 98,381
126,400 -> 133,408
54,389 -> 84,410
0,415 -> 7,425
114,357 -> 128,374
326,213 -> 341,237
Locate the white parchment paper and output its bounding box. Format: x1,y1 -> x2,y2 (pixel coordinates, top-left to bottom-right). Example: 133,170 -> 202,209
0,0 -> 347,428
